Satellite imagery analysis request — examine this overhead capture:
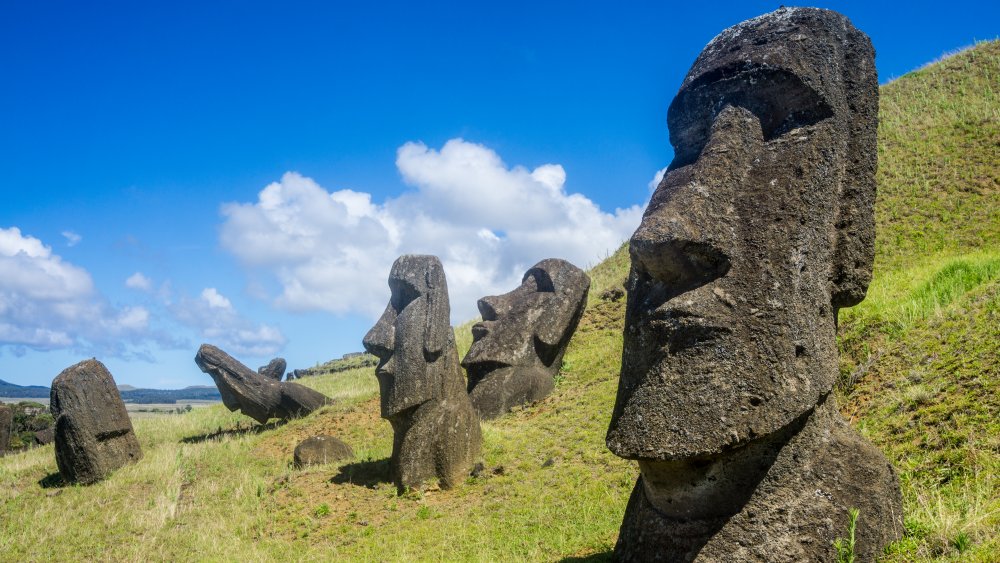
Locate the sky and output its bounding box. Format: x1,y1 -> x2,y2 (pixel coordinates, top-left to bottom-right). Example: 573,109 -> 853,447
1,0 -> 997,389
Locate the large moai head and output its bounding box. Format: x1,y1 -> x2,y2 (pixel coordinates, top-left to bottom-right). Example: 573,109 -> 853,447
462,258 -> 590,387
607,7 -> 877,462
363,255 -> 458,419
50,359 -> 143,484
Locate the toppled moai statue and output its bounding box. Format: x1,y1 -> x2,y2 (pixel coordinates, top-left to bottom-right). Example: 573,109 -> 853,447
195,344 -> 331,424
50,359 -> 143,484
258,357 -> 287,381
293,435 -> 355,468
363,255 -> 481,492
462,258 -> 590,419
0,404 -> 11,454
605,8 -> 902,561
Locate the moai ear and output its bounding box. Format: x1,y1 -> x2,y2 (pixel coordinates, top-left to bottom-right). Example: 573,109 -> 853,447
830,26 -> 879,310
533,264 -> 590,365
423,263 -> 451,358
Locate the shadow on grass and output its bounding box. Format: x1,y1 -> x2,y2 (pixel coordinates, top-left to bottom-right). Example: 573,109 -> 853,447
38,472 -> 65,489
559,551 -> 613,562
331,457 -> 392,488
181,420 -> 286,444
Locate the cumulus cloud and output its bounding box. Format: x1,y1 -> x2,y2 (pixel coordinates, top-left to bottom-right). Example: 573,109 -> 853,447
220,138 -> 644,321
61,230 -> 82,247
0,226 -> 153,354
125,272 -> 153,291
648,166 -> 668,193
171,287 -> 285,357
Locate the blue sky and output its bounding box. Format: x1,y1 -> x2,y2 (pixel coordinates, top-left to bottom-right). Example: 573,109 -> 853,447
2,1 -> 997,389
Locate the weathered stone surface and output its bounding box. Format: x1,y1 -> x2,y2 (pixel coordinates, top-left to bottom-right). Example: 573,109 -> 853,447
293,435 -> 355,468
605,8 -> 901,561
195,344 -> 331,424
258,357 -> 287,381
0,404 -> 11,454
34,427 -> 54,446
363,255 -> 481,492
50,359 -> 142,484
462,259 -> 590,419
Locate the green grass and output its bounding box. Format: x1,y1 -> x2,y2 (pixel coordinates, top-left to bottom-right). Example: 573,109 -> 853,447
1,40 -> 998,561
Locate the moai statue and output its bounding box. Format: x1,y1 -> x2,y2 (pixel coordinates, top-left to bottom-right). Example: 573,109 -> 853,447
605,8 -> 902,561
257,357 -> 287,381
50,359 -> 143,484
462,258 -> 590,419
363,255 -> 481,492
195,344 -> 330,424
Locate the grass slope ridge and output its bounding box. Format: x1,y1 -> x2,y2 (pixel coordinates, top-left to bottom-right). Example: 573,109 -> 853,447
1,41 -> 997,561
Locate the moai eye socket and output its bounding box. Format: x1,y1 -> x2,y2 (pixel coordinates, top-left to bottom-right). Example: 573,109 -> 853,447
668,66 -> 834,168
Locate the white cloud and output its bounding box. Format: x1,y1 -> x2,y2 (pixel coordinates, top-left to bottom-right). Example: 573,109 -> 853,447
200,287 -> 233,310
61,230 -> 82,247
219,138 -> 644,321
171,287 -> 285,357
125,272 -> 153,291
648,166 -> 668,193
0,226 -> 154,354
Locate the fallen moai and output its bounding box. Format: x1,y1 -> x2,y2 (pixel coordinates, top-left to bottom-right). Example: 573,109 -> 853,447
605,8 -> 902,561
195,344 -> 331,424
462,258 -> 590,419
363,255 -> 481,492
50,359 -> 143,484
257,357 -> 287,381
293,435 -> 355,468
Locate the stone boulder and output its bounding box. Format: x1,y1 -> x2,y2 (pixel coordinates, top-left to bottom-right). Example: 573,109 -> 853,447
258,357 -> 287,381
195,344 -> 331,424
293,435 -> 355,468
34,427 -> 54,446
462,258 -> 590,419
50,359 -> 143,484
605,8 -> 901,561
0,404 -> 11,454
363,255 -> 481,492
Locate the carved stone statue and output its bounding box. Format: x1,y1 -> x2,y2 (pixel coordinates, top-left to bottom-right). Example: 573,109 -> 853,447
363,255 -> 481,492
258,357 -> 287,381
50,359 -> 143,484
195,344 -> 330,424
605,8 -> 902,561
462,258 -> 590,419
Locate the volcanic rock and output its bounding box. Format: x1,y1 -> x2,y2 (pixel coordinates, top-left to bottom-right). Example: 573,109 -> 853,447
50,359 -> 142,484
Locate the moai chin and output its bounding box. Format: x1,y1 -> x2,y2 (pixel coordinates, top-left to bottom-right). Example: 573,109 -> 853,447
605,8 -> 902,561
363,255 -> 481,492
462,258 -> 590,419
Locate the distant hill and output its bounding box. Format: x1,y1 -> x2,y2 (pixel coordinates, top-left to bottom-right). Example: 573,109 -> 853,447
0,379 -> 49,399
0,378 -> 220,404
118,386 -> 221,404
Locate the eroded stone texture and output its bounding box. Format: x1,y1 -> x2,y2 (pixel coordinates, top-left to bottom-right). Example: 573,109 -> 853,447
605,8 -> 901,561
0,404 -> 11,454
51,359 -> 142,484
258,357 -> 287,381
462,258 -> 590,419
293,435 -> 355,468
363,255 -> 481,492
195,344 -> 331,424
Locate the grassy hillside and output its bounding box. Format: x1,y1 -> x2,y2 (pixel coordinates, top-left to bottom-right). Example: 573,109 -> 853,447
1,41 -> 997,561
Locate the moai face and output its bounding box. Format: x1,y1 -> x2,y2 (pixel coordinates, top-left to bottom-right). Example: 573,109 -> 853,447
607,8 -> 878,462
363,255 -> 452,419
462,258 -> 590,387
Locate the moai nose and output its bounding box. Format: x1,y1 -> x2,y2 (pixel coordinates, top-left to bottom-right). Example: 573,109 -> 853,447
363,306 -> 396,359
477,294 -> 512,321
